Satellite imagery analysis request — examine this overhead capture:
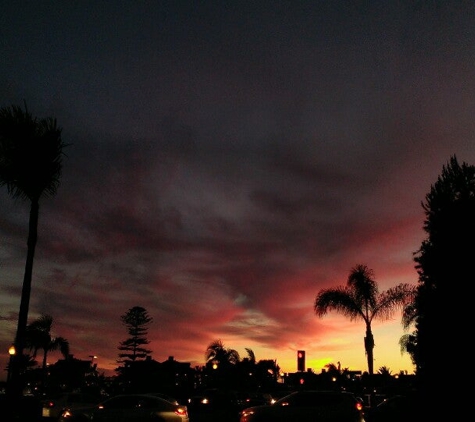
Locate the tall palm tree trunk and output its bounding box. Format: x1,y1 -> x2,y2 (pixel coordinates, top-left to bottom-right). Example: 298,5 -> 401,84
41,347 -> 49,391
11,200 -> 39,393
364,325 -> 375,375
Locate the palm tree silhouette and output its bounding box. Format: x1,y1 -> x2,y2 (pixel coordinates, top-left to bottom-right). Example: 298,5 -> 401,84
205,339 -> 240,368
25,314 -> 69,391
0,103 -> 67,391
25,314 -> 69,371
244,348 -> 256,365
314,264 -> 415,375
377,365 -> 392,376
325,362 -> 344,375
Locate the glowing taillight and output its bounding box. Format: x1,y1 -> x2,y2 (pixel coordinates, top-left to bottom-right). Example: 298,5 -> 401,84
175,407 -> 188,417
356,401 -> 363,411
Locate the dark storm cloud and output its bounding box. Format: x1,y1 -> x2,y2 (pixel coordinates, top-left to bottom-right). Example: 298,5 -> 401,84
2,1 -> 475,375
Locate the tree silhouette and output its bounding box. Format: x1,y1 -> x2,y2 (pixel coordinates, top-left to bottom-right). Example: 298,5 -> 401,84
244,348 -> 256,364
0,103 -> 67,394
399,300 -> 417,365
377,366 -> 392,376
204,339 -> 240,389
314,264 -> 415,375
117,306 -> 153,363
399,331 -> 417,366
205,339 -> 240,368
324,362 -> 347,376
255,359 -> 281,386
412,155 -> 475,402
25,314 -> 69,391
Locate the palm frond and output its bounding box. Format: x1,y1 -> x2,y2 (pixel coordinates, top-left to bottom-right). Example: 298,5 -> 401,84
245,348 -> 256,363
347,264 -> 378,304
0,103 -> 67,202
373,283 -> 416,321
314,288 -> 363,321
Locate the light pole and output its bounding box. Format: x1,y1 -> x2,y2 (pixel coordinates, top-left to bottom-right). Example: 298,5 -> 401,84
7,344 -> 16,384
6,345 -> 17,422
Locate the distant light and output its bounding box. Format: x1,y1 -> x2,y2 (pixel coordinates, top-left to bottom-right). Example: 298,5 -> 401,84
8,345 -> 16,356
61,410 -> 72,418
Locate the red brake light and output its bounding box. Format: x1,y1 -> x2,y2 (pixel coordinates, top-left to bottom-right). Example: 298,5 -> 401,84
175,407 -> 188,417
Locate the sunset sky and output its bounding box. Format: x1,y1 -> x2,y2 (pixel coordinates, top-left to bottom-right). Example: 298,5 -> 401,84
2,1 -> 475,381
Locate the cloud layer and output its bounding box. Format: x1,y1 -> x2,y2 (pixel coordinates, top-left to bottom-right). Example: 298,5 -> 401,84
2,1 -> 475,377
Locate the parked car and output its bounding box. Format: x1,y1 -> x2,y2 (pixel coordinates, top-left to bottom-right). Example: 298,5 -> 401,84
239,390 -> 365,422
147,392 -> 180,405
364,392 -> 420,422
41,392 -> 102,420
261,389 -> 295,405
58,393 -> 189,422
187,388 -> 240,421
236,391 -> 269,410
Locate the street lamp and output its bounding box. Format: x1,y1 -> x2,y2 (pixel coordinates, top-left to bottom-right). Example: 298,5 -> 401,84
7,344 -> 16,383
5,345 -> 17,421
